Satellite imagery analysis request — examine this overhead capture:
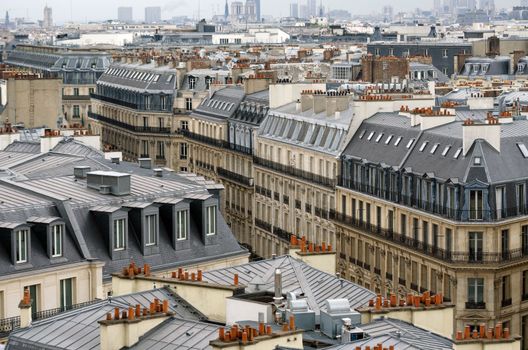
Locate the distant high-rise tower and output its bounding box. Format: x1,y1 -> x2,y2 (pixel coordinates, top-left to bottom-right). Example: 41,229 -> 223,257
480,0 -> 495,14
290,2 -> 299,18
307,0 -> 317,17
43,5 -> 53,28
224,0 -> 229,19
255,0 -> 261,21
118,7 -> 133,22
145,7 -> 162,23
4,11 -> 9,29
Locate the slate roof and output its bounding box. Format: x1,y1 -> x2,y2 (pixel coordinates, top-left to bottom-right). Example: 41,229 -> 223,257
323,318 -> 453,350
193,87 -> 245,120
51,138 -> 104,158
5,49 -> 110,73
2,141 -> 40,154
342,111 -> 528,184
203,255 -> 375,314
97,63 -> 176,94
6,288 -> 206,350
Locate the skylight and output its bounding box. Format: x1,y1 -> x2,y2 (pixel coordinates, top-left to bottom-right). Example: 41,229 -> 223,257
385,135 -> 393,145
430,143 -> 439,154
367,132 -> 375,141
167,75 -> 174,82
359,130 -> 366,139
375,133 -> 384,143
394,136 -> 402,146
442,145 -> 451,156
153,74 -> 160,82
453,148 -> 462,159
406,139 -> 415,149
518,143 -> 528,158
419,141 -> 429,152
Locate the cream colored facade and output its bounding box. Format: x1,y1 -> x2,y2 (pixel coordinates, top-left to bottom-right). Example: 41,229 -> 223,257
0,77 -> 62,128
0,261 -> 104,319
62,84 -> 95,127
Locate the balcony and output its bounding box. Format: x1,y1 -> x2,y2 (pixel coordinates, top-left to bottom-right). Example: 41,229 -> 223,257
465,301 -> 486,309
32,299 -> 101,321
272,226 -> 293,242
330,210 -> 528,265
255,218 -> 271,232
0,316 -> 20,338
88,112 -> 171,134
255,186 -> 271,198
254,156 -> 336,188
195,160 -> 214,171
217,168 -> 253,187
90,93 -> 138,109
63,94 -> 91,101
179,130 -> 252,155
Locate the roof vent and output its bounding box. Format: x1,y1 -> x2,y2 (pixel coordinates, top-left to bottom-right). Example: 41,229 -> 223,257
320,299 -> 361,339
138,158 -> 152,169
74,165 -> 91,179
153,168 -> 163,177
87,171 -> 131,196
111,157 -> 120,164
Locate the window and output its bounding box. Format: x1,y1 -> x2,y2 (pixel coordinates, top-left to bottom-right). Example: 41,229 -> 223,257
206,206 -> 217,235
188,76 -> 196,89
145,95 -> 151,109
73,105 -> 80,118
523,225 -> 528,254
385,135 -> 393,144
467,278 -> 484,305
359,130 -> 366,139
205,76 -> 214,90
367,131 -> 375,141
185,98 -> 193,111
145,215 -> 157,246
430,143 -> 439,154
113,219 -> 126,251
157,142 -> 165,159
518,143 -> 528,158
73,88 -> 79,96
375,133 -> 384,143
442,145 -> 451,156
394,136 -> 402,146
469,190 -> 483,220
501,229 -> 509,259
141,140 -> 149,156
60,278 -> 73,311
442,49 -> 448,58
166,75 -> 174,83
469,232 -> 483,262
160,96 -> 167,110
177,210 -> 189,240
474,157 -> 481,165
453,148 -> 462,159
406,138 -> 415,149
523,270 -> 528,299
15,229 -> 28,263
518,183 -> 526,214
419,141 -> 428,152
51,225 -> 63,257
180,121 -> 189,131
153,74 -> 160,82
180,143 -> 188,160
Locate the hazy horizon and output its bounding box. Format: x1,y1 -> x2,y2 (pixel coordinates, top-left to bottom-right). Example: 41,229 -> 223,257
1,0 -> 519,23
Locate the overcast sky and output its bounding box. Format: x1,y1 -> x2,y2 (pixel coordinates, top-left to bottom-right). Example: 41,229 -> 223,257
1,0 -> 519,23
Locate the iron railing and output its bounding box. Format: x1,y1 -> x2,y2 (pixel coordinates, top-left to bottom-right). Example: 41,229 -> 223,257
90,93 -> 138,109
179,130 -> 252,155
217,168 -> 253,187
88,112 -> 171,134
0,316 -> 20,338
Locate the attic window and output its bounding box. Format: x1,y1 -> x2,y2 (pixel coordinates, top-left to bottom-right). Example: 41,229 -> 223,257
474,157 -> 481,165
167,75 -> 174,82
406,138 -> 415,149
430,143 -> 439,154
51,224 -> 63,258
385,135 -> 393,144
453,148 -> 462,159
394,136 -> 402,146
359,130 -> 366,139
367,132 -> 375,141
15,229 -> 29,264
419,141 -> 429,152
442,145 -> 451,157
153,74 -> 160,82
375,133 -> 384,143
518,143 -> 528,158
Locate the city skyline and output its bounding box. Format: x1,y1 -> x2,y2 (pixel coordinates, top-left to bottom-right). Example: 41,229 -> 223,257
1,0 -> 520,23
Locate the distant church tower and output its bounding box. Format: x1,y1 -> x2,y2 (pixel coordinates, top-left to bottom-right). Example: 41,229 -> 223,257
224,0 -> 229,19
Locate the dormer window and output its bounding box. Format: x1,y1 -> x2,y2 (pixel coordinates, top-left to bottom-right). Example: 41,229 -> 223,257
16,229 -> 29,264
205,76 -> 214,90
474,157 -> 481,165
145,214 -> 158,246
188,76 -> 196,89
206,205 -> 217,236
177,210 -> 189,240
51,225 -> 63,258
113,218 -> 126,251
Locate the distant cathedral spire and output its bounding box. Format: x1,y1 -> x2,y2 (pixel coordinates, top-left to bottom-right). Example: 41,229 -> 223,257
5,11 -> 9,29
224,0 -> 229,19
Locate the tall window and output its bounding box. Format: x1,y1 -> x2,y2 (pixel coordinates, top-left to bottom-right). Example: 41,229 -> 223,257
145,95 -> 151,109
157,142 -> 165,159
180,121 -> 189,131
502,275 -> 511,306
205,76 -> 214,90
206,205 -> 217,236
185,98 -> 193,111
145,214 -> 157,246
469,190 -> 483,220
518,183 -> 526,214
15,229 -> 28,263
467,278 -> 484,305
523,270 -> 528,299
447,187 -> 456,217
188,76 -> 196,89
73,88 -> 79,96
400,214 -> 407,236
469,232 -> 483,262
73,105 -> 80,117
51,225 -> 63,257
523,225 -> 528,254
501,229 -> 509,259
177,210 -> 189,240
60,278 -> 73,311
179,143 -> 188,160
142,140 -> 149,156
422,221 -> 429,247
160,96 -> 167,110
445,228 -> 452,253
113,219 -> 126,251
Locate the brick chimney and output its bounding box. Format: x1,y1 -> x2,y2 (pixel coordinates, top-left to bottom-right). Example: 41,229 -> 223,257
19,288 -> 32,328
99,299 -> 173,350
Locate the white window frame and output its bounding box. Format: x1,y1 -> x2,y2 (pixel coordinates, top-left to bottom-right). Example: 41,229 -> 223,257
206,206 -> 217,236
51,224 -> 63,258
177,210 -> 189,240
145,214 -> 157,246
113,219 -> 126,251
15,229 -> 28,263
